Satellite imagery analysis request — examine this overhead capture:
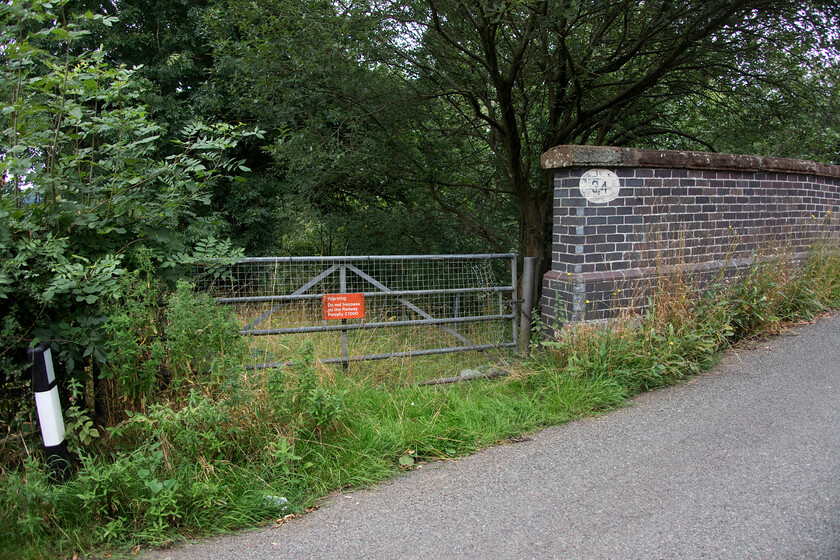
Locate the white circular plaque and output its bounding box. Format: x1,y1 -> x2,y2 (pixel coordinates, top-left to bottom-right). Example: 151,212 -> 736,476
579,169 -> 620,203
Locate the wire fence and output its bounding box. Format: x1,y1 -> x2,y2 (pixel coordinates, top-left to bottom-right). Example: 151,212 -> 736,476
193,254 -> 519,368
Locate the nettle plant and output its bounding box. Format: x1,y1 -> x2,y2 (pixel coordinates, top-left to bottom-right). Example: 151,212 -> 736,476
0,1 -> 257,379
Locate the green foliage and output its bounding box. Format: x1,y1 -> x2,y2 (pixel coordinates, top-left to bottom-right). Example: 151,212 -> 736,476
0,0 -> 259,378
537,245 -> 840,397
321,0 -> 840,266
4,243 -> 840,559
164,281 -> 248,387
0,278 -> 351,557
101,266 -> 168,407
0,283 -> 280,556
102,276 -> 249,415
804,239 -> 840,305
286,345 -> 345,432
42,0 -> 840,267
196,0 -> 516,256
649,49 -> 840,164
63,378 -> 101,455
53,414 -> 272,547
0,457 -> 57,559
2,6 -> 840,555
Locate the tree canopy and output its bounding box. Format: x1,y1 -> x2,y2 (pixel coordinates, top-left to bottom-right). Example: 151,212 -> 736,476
349,0 -> 840,274
51,1 -> 840,267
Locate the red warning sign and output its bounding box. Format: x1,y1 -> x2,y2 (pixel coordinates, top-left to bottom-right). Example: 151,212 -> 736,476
323,293 -> 365,320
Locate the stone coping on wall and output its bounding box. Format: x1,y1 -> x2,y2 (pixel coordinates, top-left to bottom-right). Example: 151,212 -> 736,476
541,145 -> 840,180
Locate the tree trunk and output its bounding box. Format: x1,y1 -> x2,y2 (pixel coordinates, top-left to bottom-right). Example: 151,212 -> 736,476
516,174 -> 554,303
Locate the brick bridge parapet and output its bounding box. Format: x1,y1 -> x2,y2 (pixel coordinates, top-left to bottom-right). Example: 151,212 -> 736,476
540,145 -> 840,330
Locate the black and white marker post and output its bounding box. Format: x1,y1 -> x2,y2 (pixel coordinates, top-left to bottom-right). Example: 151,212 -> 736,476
28,343 -> 72,482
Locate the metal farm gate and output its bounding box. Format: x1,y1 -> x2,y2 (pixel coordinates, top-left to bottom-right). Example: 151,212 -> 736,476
194,254 -> 519,368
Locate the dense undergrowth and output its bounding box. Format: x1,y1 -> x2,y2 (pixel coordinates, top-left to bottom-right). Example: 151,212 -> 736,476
3,243 -> 840,559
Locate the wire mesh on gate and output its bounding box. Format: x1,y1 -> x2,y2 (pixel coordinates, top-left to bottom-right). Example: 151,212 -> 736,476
193,254 -> 518,368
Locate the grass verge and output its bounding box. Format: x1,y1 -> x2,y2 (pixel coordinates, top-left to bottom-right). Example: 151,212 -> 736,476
3,244 -> 840,559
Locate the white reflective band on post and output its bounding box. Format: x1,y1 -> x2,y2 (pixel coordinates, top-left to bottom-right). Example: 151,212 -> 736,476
43,348 -> 56,385
35,389 -> 65,447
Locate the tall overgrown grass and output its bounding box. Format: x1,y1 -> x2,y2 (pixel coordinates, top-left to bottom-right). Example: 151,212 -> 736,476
3,240 -> 840,559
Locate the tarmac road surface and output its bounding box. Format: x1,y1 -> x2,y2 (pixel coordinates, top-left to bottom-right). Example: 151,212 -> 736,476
141,313 -> 840,560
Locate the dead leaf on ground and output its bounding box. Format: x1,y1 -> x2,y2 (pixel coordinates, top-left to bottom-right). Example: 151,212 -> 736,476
275,513 -> 298,525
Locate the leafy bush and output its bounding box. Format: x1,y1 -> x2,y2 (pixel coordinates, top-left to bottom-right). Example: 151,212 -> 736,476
0,457 -> 57,559
164,281 -> 248,389
0,0 -> 259,382
100,266 -> 169,410
0,280 -> 291,556
281,344 -> 346,433
102,275 -> 249,416
0,274 -> 353,557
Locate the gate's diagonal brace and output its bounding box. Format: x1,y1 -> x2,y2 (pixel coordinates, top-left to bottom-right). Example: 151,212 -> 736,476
244,264 -> 340,330
345,264 -> 474,346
